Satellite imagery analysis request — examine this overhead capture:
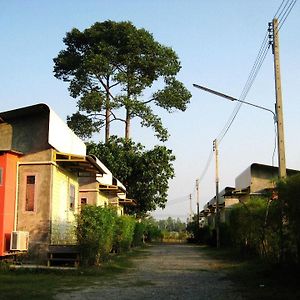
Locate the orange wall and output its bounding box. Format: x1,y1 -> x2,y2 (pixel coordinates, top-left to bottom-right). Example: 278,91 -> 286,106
0,152 -> 19,256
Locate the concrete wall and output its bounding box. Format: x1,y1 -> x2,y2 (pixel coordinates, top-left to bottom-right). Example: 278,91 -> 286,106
79,176 -> 110,207
0,123 -> 13,150
17,149 -> 80,261
51,166 -> 79,245
5,113 -> 49,154
17,162 -> 52,262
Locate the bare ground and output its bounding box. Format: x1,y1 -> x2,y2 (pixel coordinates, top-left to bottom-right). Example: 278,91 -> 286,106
54,243 -> 244,300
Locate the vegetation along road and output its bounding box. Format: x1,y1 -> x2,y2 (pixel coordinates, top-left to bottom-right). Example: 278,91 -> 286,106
55,243 -> 243,300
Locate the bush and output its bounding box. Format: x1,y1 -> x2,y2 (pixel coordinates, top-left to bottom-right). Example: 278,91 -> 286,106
144,222 -> 162,242
113,215 -> 136,253
77,205 -> 117,266
277,173 -> 300,264
229,197 -> 281,261
132,221 -> 146,247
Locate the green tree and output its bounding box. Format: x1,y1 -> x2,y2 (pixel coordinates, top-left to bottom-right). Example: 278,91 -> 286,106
87,136 -> 175,215
53,20 -> 191,142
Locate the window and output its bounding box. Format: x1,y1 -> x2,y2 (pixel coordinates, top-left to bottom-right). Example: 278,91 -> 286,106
69,184 -> 76,210
0,168 -> 3,185
25,175 -> 35,211
81,198 -> 87,206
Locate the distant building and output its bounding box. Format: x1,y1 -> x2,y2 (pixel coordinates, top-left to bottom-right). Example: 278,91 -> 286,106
234,163 -> 299,202
201,187 -> 239,227
200,163 -> 299,229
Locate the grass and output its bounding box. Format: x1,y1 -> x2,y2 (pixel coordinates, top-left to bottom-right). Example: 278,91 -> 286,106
0,247 -> 148,300
199,245 -> 300,300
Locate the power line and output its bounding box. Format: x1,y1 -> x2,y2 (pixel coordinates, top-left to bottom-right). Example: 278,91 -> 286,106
193,0 -> 297,205
274,0 -> 287,18
278,0 -> 297,31
272,121 -> 278,167
166,194 -> 190,206
216,0 -> 297,144
198,150 -> 214,182
276,0 -> 293,20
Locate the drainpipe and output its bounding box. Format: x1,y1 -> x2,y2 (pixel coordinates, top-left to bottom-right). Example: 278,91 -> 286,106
14,162 -> 20,231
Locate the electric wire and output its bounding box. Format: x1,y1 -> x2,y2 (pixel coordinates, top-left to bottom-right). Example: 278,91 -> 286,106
217,31 -> 271,143
217,0 -> 297,144
274,0 -> 287,18
278,0 -> 297,31
277,0 -> 293,20
191,0 -> 297,210
166,195 -> 190,206
198,150 -> 214,182
272,121 -> 278,167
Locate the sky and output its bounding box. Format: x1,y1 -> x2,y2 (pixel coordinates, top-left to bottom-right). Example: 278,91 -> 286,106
1,1 -> 299,221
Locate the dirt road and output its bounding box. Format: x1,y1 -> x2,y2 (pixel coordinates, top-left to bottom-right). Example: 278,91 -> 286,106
55,243 -> 244,300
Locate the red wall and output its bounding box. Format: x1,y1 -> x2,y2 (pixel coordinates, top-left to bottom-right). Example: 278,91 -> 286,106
0,152 -> 19,256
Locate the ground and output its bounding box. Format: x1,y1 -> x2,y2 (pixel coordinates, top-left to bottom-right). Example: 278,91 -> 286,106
54,243 -> 244,300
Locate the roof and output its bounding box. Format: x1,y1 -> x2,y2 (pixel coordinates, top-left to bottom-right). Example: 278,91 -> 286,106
53,151 -> 106,176
99,184 -> 126,194
119,199 -> 137,206
0,103 -> 86,156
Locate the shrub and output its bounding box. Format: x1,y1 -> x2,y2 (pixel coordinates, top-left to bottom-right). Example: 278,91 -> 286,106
144,223 -> 162,242
77,205 -> 117,266
277,173 -> 300,264
229,197 -> 281,261
132,221 -> 146,247
113,215 -> 136,253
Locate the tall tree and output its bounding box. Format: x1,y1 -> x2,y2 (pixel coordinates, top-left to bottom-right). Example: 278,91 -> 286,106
87,136 -> 175,215
53,20 -> 191,142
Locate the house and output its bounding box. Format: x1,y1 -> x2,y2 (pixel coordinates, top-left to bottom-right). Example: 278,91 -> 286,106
0,103 -> 133,262
234,163 -> 299,202
79,155 -> 136,216
201,187 -> 239,227
200,163 -> 299,229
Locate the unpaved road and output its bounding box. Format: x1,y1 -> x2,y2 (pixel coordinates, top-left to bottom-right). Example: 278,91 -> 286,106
55,243 -> 244,300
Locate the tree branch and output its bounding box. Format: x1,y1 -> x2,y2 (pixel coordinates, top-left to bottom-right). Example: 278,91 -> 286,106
98,77 -> 117,101
142,98 -> 155,105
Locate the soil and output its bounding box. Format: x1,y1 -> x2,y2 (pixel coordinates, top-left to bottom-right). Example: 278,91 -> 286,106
54,243 -> 244,300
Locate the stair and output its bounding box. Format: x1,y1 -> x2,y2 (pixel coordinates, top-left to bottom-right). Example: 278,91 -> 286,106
47,245 -> 79,267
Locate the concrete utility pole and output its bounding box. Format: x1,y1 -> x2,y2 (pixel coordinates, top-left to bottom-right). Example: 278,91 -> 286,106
189,193 -> 192,222
270,18 -> 287,178
196,179 -> 200,227
213,139 -> 220,248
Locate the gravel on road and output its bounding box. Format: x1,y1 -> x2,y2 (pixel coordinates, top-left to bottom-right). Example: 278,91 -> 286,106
54,243 -> 244,300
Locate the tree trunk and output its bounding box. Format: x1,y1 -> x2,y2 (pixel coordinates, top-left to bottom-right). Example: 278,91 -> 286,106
105,77 -> 110,143
105,107 -> 110,143
125,109 -> 130,140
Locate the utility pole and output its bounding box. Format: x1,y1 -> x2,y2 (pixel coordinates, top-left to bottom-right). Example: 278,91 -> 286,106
189,193 -> 192,222
213,139 -> 220,248
270,18 -> 287,264
270,18 -> 286,178
196,179 -> 200,228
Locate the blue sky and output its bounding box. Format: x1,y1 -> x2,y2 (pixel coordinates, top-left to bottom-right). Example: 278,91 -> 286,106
1,1 -> 299,220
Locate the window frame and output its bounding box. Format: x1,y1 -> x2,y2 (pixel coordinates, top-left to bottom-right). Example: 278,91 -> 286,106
24,174 -> 37,212
69,183 -> 76,210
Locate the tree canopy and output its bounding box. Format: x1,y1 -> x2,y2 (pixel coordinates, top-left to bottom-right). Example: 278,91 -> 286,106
87,136 -> 175,215
53,20 -> 191,142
